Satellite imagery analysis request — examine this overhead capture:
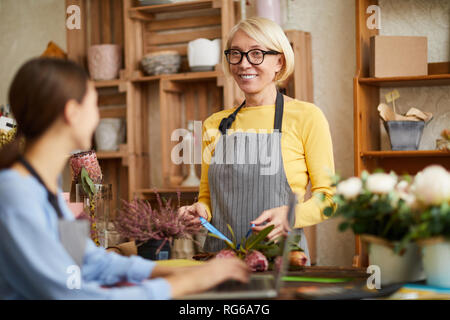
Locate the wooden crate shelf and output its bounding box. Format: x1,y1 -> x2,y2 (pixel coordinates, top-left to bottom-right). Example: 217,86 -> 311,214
353,0 -> 450,268
94,79 -> 125,88
131,70 -> 220,83
129,0 -> 215,14
360,150 -> 450,158
359,74 -> 450,87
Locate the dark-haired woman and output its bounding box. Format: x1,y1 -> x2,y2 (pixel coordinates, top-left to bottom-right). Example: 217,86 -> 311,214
0,58 -> 249,299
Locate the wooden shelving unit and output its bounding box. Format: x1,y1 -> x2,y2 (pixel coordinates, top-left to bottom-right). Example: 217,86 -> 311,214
353,0 -> 450,267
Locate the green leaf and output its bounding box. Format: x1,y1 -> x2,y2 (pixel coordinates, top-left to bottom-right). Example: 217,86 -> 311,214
324,206 -> 334,217
81,167 -> 96,196
206,232 -> 235,249
246,225 -> 274,251
338,222 -> 349,232
227,224 -> 237,246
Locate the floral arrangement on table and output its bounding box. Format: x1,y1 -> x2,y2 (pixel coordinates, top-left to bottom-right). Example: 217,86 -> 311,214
209,225 -> 308,272
322,165 -> 450,250
321,170 -> 416,253
113,191 -> 203,256
322,164 -> 450,286
69,150 -> 104,246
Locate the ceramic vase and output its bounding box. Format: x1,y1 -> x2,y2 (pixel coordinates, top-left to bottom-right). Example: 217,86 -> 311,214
419,238 -> 450,288
363,235 -> 425,286
95,118 -> 126,151
256,0 -> 281,25
88,44 -> 122,81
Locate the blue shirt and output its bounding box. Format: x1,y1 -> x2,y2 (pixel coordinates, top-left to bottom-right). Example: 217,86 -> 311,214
0,169 -> 172,299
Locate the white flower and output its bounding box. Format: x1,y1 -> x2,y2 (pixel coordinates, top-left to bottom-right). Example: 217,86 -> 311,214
366,173 -> 398,194
395,180 -> 417,207
337,177 -> 362,199
413,165 -> 450,206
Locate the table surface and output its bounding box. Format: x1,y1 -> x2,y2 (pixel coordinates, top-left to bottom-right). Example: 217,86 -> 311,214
274,266 -> 370,299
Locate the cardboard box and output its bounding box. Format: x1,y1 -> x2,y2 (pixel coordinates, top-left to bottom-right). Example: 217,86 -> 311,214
370,36 -> 428,78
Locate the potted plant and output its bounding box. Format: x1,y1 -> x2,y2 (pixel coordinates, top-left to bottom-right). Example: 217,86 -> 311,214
113,191 -> 202,261
208,225 -> 308,272
403,165 -> 450,288
322,170 -> 425,285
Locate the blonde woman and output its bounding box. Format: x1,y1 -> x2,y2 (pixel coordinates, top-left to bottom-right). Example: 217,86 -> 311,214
180,17 -> 335,262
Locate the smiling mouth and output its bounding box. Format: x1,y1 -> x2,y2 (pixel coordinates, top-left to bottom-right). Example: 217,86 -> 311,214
240,74 -> 257,80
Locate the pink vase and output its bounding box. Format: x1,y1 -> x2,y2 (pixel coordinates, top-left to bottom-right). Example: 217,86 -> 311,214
256,0 -> 281,25
87,44 -> 122,81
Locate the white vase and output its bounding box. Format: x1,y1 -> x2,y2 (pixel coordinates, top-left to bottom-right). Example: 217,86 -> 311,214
364,236 -> 425,286
420,238 -> 450,288
256,0 -> 281,25
95,118 -> 125,151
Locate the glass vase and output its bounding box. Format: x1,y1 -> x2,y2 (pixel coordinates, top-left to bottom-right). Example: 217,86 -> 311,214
76,183 -> 112,248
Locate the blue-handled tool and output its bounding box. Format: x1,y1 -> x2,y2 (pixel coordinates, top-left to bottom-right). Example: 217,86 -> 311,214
237,224 -> 256,250
199,216 -> 232,244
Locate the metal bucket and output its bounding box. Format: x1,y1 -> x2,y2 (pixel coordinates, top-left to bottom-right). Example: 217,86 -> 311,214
384,121 -> 425,151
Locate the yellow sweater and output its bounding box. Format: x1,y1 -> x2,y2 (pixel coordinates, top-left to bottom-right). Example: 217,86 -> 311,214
198,99 -> 335,229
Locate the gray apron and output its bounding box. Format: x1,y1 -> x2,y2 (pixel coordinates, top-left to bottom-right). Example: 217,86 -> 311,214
204,91 -> 310,265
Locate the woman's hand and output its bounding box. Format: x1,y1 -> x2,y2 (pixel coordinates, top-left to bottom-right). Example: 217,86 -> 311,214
163,257 -> 250,298
251,205 -> 291,241
178,202 -> 209,222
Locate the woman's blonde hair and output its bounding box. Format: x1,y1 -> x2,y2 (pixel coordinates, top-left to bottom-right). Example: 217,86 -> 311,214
222,17 -> 294,84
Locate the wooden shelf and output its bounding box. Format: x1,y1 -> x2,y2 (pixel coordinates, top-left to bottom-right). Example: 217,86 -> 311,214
94,79 -> 124,88
131,70 -> 219,83
358,74 -> 450,87
360,150 -> 450,158
96,150 -> 127,159
130,0 -> 214,14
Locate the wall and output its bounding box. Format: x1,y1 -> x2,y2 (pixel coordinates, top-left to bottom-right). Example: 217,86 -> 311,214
0,0 -> 67,109
378,0 -> 450,151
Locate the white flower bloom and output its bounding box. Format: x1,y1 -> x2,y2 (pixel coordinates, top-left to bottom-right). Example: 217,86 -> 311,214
337,177 -> 362,199
395,180 -> 417,207
413,165 -> 450,206
366,173 -> 398,194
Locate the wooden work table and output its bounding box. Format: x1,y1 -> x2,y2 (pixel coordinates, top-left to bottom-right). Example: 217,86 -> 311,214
274,266 -> 369,300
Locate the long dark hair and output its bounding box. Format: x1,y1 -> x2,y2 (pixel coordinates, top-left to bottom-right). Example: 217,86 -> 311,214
0,58 -> 89,169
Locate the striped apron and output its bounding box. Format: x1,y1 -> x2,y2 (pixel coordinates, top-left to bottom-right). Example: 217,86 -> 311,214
204,91 -> 310,265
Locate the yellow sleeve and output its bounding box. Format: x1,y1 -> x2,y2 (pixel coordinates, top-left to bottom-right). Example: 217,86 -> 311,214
293,107 -> 336,228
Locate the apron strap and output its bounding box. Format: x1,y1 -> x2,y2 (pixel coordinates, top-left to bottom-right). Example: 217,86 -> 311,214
218,100 -> 246,135
218,90 -> 285,135
273,90 -> 284,132
19,156 -> 64,219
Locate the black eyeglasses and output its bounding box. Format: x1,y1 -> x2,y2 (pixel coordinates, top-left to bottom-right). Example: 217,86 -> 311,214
224,49 -> 281,65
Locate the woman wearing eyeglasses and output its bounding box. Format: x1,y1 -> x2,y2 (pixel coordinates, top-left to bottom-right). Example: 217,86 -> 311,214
179,17 -> 335,260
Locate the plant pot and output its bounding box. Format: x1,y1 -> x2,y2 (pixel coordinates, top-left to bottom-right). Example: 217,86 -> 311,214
138,239 -> 171,261
94,118 -> 126,151
418,237 -> 450,288
384,120 -> 425,151
87,44 -> 122,80
362,235 -> 425,286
